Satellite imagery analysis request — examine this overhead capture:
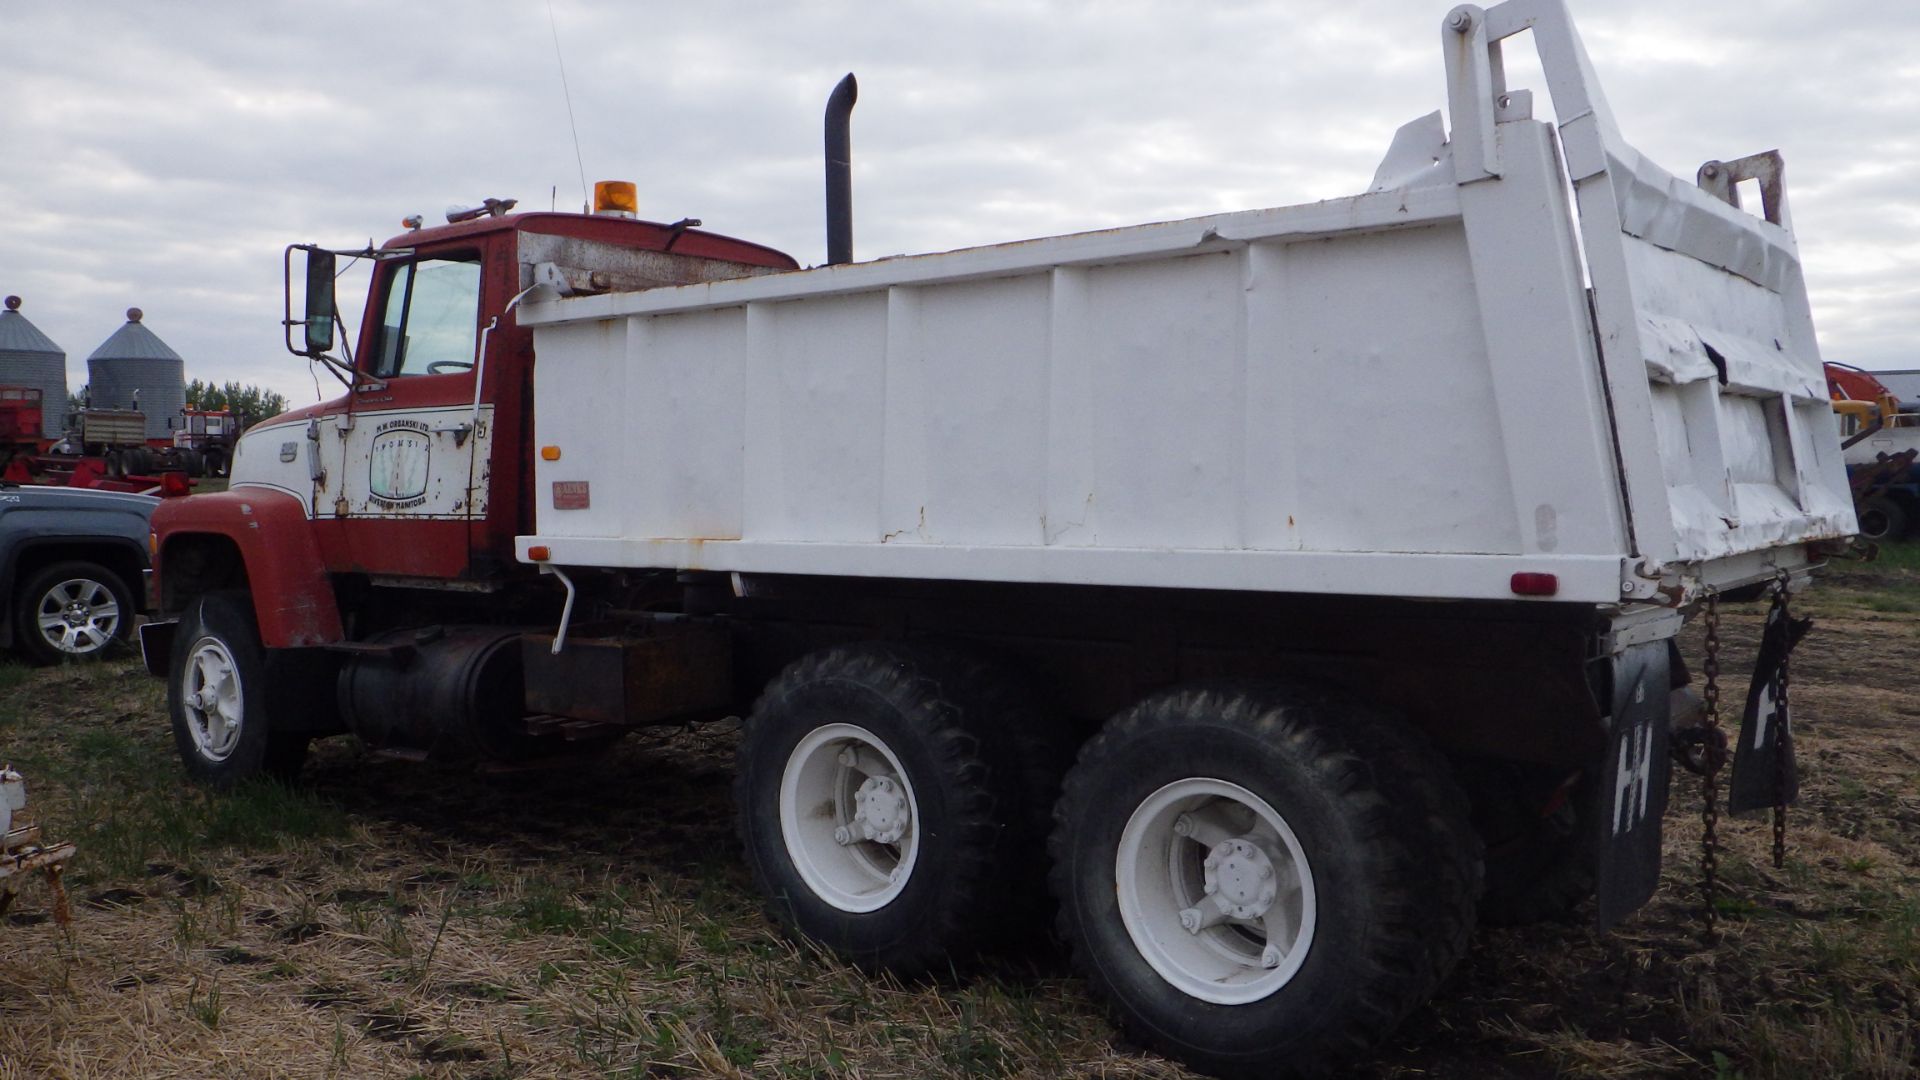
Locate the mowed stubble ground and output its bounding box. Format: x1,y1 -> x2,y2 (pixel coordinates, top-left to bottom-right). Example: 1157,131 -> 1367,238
0,554 -> 1916,1079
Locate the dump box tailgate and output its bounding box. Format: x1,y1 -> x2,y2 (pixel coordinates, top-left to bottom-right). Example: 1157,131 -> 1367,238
1449,0 -> 1854,600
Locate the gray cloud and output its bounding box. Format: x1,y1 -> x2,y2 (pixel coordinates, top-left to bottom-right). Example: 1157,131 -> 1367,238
2,0 -> 1914,410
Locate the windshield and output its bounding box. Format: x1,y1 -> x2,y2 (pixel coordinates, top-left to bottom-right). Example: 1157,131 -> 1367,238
370,257 -> 481,378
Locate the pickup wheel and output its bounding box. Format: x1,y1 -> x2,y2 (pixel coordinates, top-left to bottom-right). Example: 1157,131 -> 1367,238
734,642 -> 1044,975
14,561 -> 133,664
168,591 -> 312,788
1050,682 -> 1480,1079
1856,495 -> 1907,542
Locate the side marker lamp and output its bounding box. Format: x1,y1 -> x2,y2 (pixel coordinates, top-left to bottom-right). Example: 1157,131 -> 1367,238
1509,572 -> 1559,597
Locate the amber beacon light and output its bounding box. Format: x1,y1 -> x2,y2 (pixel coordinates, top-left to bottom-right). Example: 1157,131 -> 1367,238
593,181 -> 638,218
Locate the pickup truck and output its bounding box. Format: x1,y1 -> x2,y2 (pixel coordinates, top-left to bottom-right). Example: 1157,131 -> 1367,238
0,484 -> 155,663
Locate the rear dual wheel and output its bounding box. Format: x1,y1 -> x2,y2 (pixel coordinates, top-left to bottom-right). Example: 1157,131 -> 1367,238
737,657 -> 1482,1078
1050,683 -> 1481,1079
734,643 -> 1059,975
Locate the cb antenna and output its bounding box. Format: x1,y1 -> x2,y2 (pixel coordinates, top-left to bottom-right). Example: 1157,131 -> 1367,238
547,0 -> 591,212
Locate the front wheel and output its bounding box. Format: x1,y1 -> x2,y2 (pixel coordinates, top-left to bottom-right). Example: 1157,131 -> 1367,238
168,591 -> 311,788
13,560 -> 133,664
1050,682 -> 1481,1079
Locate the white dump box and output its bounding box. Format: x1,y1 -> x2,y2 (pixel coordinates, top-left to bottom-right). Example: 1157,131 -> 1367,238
517,6 -> 1853,606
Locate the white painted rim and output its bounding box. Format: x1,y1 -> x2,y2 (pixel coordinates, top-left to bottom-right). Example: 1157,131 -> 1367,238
778,722 -> 921,913
1116,777 -> 1317,1005
34,576 -> 121,655
181,635 -> 245,763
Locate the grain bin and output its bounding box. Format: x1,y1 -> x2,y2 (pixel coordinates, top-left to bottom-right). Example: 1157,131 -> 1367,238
86,307 -> 186,442
0,295 -> 69,437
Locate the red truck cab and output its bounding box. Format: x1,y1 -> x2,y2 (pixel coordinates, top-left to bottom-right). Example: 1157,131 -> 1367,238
148,207 -> 796,648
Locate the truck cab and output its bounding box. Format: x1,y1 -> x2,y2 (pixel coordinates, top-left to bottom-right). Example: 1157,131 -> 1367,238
150,205 -> 796,642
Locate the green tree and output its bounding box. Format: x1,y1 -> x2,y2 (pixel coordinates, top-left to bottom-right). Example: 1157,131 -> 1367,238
186,379 -> 287,420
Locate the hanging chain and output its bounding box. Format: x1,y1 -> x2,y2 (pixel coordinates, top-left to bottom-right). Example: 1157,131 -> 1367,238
1700,590 -> 1723,941
1772,571 -> 1793,869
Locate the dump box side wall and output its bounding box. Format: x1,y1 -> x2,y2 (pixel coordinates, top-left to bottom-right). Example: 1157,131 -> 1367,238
521,142 -> 1638,603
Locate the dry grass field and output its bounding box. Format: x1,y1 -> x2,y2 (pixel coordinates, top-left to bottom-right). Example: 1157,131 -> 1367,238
1,554 -> 1916,1079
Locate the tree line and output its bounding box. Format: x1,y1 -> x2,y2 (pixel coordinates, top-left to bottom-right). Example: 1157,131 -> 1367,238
66,380 -> 289,420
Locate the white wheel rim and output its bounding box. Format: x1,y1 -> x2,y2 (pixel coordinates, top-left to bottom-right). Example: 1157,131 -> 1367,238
35,576 -> 121,655
182,636 -> 245,763
1116,778 -> 1317,1005
778,722 -> 921,913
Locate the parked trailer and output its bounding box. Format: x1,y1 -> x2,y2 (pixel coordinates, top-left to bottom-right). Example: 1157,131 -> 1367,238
0,392 -> 186,494
143,2 -> 1853,1075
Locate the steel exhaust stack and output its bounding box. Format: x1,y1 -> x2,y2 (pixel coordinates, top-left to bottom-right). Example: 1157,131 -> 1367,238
825,73 -> 857,266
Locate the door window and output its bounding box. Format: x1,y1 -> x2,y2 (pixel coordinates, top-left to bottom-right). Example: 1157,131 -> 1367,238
371,257 -> 481,378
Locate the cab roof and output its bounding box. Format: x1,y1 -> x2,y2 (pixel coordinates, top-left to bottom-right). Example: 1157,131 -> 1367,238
381,211 -> 800,271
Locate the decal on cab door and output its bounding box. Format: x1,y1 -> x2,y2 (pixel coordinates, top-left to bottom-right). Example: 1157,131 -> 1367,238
309,404 -> 493,521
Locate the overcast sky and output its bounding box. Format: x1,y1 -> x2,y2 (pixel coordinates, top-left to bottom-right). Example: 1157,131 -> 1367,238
3,0 -> 1916,411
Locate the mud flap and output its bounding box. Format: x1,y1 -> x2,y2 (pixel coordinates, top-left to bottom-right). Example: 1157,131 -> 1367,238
1728,594 -> 1812,816
1593,640 -> 1673,931
138,619 -> 178,678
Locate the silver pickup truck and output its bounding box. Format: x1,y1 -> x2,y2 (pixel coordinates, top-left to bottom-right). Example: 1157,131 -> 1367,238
0,484 -> 155,663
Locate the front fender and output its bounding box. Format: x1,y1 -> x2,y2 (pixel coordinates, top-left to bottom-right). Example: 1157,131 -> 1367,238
152,489 -> 343,647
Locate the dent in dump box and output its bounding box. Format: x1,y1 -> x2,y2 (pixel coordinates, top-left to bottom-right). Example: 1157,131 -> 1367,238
521,622 -> 732,726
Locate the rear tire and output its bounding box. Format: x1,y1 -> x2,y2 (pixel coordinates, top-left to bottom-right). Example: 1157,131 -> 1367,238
734,642 -> 1047,975
168,591 -> 314,788
1050,681 -> 1480,1079
1856,495 -> 1907,542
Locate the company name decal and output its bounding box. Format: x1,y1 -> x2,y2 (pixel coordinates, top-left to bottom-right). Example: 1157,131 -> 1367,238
369,424 -> 431,507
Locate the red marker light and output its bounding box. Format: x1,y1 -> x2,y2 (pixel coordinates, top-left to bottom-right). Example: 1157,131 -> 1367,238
527,545 -> 551,562
1510,572 -> 1558,597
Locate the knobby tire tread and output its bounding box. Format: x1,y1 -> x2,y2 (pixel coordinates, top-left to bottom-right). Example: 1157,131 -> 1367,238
1049,680 -> 1481,1079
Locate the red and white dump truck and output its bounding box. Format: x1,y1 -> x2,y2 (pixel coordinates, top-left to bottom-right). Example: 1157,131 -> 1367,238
142,2 -> 1854,1075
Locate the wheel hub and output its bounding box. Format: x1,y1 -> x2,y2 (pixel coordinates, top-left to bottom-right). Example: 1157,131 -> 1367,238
1202,837 -> 1280,920
64,600 -> 92,626
852,775 -> 911,844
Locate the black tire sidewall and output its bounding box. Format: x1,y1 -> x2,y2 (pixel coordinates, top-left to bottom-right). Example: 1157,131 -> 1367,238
1857,496 -> 1906,542
737,652 -> 996,971
167,592 -> 274,788
13,560 -> 134,665
1061,721 -> 1395,1068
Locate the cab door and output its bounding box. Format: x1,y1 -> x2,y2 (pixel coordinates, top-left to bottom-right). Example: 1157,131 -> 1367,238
312,253 -> 496,577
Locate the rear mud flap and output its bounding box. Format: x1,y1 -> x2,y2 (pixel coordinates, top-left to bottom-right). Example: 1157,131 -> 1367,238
1594,641 -> 1673,930
1728,594 -> 1812,815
